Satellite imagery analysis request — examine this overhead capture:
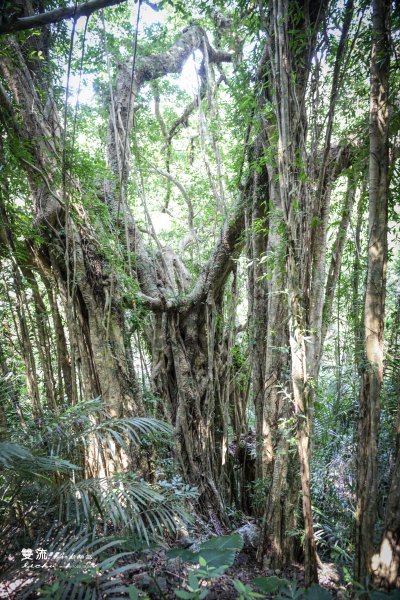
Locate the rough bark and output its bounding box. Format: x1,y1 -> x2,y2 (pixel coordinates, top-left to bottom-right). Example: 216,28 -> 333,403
11,266 -> 43,424
373,290 -> 400,588
258,0 -> 326,583
256,175 -> 297,567
246,148 -> 269,483
41,271 -> 74,405
19,264 -> 58,410
372,449 -> 400,588
0,339 -> 28,432
0,27 -> 144,421
102,24 -> 243,516
355,0 -> 390,583
0,15 -> 239,505
253,0 -> 358,583
321,175 -> 357,349
150,267 -> 231,523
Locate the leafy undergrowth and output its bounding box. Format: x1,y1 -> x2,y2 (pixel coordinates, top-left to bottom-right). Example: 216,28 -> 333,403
3,529 -> 399,600
126,543 -> 317,599
122,539 -> 400,600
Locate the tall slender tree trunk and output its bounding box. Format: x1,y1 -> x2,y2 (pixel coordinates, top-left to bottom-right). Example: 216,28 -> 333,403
371,295 -> 399,588
41,272 -> 74,405
246,150 -> 269,484
19,264 -> 58,411
0,340 -> 28,432
372,432 -> 400,587
255,172 -> 298,567
355,0 -> 390,583
288,284 -> 319,585
372,291 -> 400,587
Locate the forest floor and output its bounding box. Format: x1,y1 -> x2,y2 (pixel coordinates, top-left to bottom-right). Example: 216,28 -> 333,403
122,517 -> 346,600
127,543 -> 344,599
0,521 -> 347,599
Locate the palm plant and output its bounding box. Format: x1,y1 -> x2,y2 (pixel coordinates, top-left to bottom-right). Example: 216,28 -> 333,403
0,397 -> 197,598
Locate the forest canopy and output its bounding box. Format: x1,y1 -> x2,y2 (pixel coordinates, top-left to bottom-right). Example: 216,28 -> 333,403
0,0 -> 399,598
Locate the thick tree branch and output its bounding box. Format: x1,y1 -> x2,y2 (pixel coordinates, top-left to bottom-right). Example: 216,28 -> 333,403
173,141 -> 355,313
135,138 -> 356,315
0,0 -> 126,35
104,26 -> 233,305
107,26 -> 233,182
2,19 -> 354,324
180,197 -> 245,310
136,189 -> 246,313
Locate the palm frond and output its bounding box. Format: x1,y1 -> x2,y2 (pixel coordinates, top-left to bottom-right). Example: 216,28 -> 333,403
84,416 -> 173,450
0,441 -> 33,467
35,397 -> 172,456
12,525 -> 142,600
0,441 -> 79,477
58,472 -> 192,542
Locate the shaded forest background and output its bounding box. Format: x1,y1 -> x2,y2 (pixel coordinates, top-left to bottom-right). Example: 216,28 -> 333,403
0,0 -> 399,597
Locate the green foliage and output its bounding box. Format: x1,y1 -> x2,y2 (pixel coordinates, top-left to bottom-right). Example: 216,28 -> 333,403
58,472 -> 193,542
254,576 -> 289,594
34,397 -> 172,455
1,0 -> 400,596
254,578 -> 335,600
0,399 -> 195,596
172,568 -> 377,600
175,572 -> 210,599
170,534 -> 244,598
249,477 -> 269,513
168,533 -> 243,572
350,581 -> 400,600
233,579 -> 264,599
17,528 -> 148,599
305,585 -> 334,600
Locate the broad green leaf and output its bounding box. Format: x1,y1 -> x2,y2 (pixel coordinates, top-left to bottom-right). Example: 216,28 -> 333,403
167,534 -> 243,571
200,534 -> 244,553
254,576 -> 289,593
305,584 -> 334,599
233,580 -> 246,593
167,548 -> 198,563
196,534 -> 243,569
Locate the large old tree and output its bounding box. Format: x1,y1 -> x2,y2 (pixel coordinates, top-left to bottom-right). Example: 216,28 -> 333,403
0,0 -> 399,591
